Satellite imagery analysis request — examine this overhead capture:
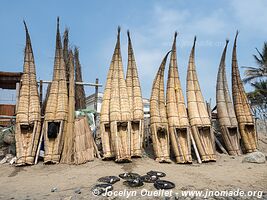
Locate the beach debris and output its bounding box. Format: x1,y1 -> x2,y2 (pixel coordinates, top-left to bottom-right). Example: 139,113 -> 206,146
98,176 -> 120,184
154,180 -> 175,190
147,170 -> 166,177
140,174 -> 158,183
242,151 -> 266,164
123,178 -> 144,187
51,187 -> 58,192
119,172 -> 141,180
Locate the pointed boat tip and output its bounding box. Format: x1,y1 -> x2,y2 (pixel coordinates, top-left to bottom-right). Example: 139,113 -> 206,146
23,20 -> 29,35
127,30 -> 130,37
117,26 -> 121,34
174,31 -> 178,38
193,36 -> 197,44
234,30 -> 239,46
226,39 -> 229,44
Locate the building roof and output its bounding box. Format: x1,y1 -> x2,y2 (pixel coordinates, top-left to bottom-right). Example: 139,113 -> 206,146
0,71 -> 23,89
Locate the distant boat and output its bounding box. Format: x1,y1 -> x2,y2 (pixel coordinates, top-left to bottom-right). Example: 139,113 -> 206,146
166,32 -> 192,163
15,22 -> 41,166
231,32 -> 258,152
126,31 -> 144,158
150,51 -> 171,163
216,40 -> 241,156
186,37 -> 216,162
42,18 -> 68,164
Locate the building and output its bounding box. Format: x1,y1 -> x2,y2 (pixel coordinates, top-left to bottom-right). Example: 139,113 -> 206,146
86,92 -> 150,116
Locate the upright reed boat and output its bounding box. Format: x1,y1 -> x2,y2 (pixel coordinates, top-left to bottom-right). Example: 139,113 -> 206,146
216,40 -> 241,156
166,32 -> 192,163
15,22 -> 41,166
126,31 -> 144,157
42,18 -> 68,163
150,52 -> 171,163
109,27 -> 132,162
186,37 -> 216,162
232,32 -> 258,152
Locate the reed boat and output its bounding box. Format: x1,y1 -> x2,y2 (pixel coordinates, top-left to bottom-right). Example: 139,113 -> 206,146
126,31 -> 144,158
186,37 -> 216,162
150,51 -> 171,163
166,32 -> 192,163
216,40 -> 241,156
232,32 -> 258,152
42,18 -> 68,163
15,22 -> 41,166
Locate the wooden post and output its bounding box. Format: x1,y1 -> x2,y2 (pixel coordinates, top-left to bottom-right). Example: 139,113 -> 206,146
15,82 -> 20,113
39,80 -> 43,113
94,78 -> 99,112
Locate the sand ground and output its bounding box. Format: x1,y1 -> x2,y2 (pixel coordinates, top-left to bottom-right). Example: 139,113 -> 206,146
0,133 -> 266,200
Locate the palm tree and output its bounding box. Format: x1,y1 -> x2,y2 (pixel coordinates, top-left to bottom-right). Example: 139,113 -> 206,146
243,42 -> 267,83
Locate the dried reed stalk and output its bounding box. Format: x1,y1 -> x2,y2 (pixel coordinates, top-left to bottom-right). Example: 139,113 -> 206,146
110,27 -> 132,162
216,40 -> 241,156
63,28 -> 70,83
43,18 -> 68,164
73,117 -> 95,164
15,21 -> 41,166
126,31 -> 144,157
61,50 -> 75,164
74,47 -> 86,110
186,37 -> 216,162
231,32 -> 257,152
150,51 -> 171,163
166,32 -> 192,163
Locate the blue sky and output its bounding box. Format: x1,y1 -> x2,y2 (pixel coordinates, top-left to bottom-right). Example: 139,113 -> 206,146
0,0 -> 266,106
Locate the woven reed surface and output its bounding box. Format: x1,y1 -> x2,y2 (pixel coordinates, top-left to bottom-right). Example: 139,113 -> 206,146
232,32 -> 254,124
166,33 -> 192,163
74,47 -> 86,110
231,32 -> 257,152
186,37 -> 211,127
43,19 -> 68,163
45,19 -> 68,122
61,51 -> 75,164
15,22 -> 41,165
216,40 -> 238,127
126,31 -> 144,121
150,52 -> 170,126
109,28 -> 132,123
166,32 -> 189,128
16,22 -> 41,125
74,117 -> 95,164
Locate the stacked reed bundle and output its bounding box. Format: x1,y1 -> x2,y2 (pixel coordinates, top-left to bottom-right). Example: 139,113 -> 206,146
150,51 -> 171,163
63,28 -> 70,83
73,116 -> 96,164
61,51 -> 75,164
216,40 -> 241,156
15,22 -> 41,166
186,37 -> 216,162
42,18 -> 68,164
166,32 -> 192,163
100,39 -> 115,160
231,32 -> 258,152
126,31 -> 144,157
109,27 -> 132,162
74,47 -> 86,110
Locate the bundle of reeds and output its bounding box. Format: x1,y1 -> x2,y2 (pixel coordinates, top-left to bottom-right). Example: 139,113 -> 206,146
100,41 -> 115,160
61,50 -> 75,164
15,22 -> 41,166
186,37 -> 216,162
126,31 -> 144,158
109,27 -> 132,162
216,40 -> 241,156
166,32 -> 192,163
231,32 -> 257,152
150,51 -> 171,163
42,18 -> 68,164
63,28 -> 70,83
73,116 -> 96,164
74,47 -> 86,110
